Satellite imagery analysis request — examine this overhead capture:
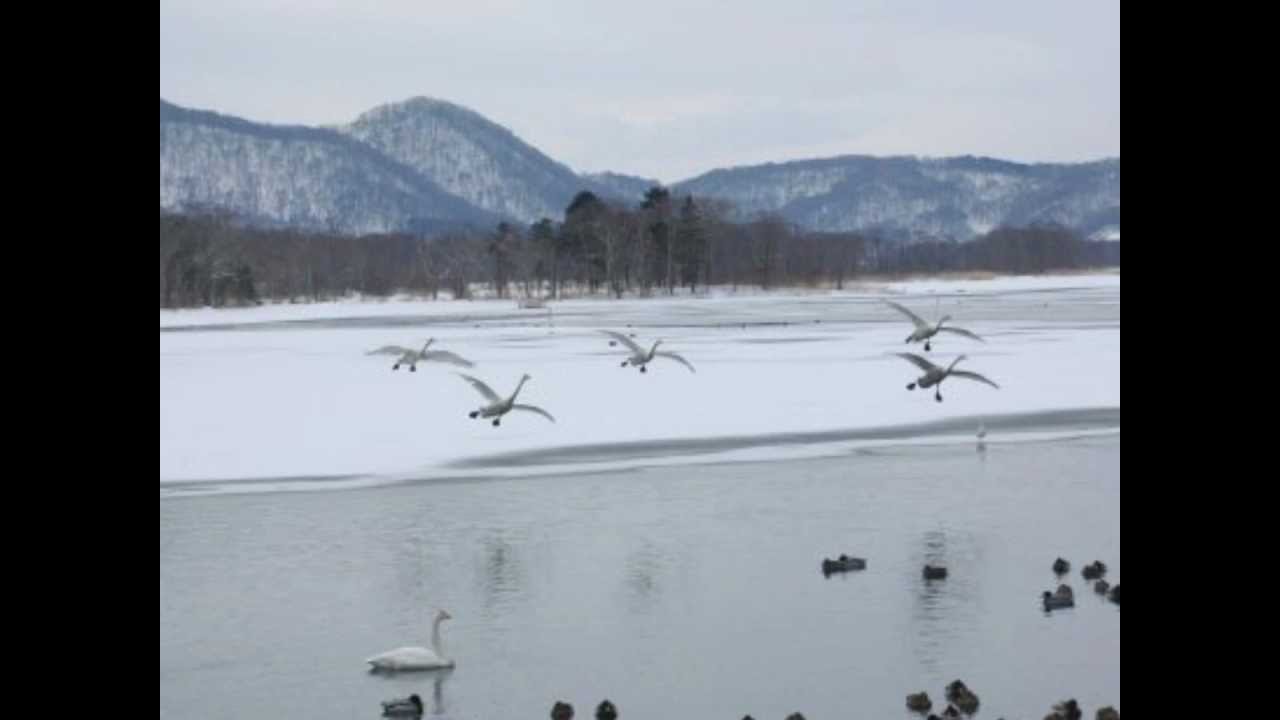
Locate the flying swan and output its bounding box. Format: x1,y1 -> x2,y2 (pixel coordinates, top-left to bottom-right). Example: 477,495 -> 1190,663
366,339 -> 474,371
883,300 -> 984,352
600,330 -> 696,374
895,353 -> 999,402
458,373 -> 556,426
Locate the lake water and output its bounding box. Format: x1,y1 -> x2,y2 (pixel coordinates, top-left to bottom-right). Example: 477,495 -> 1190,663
160,432 -> 1119,719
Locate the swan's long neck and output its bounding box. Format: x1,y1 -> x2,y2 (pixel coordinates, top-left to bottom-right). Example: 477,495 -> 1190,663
946,355 -> 966,373
509,377 -> 529,403
936,315 -> 952,330
647,340 -> 662,360
419,339 -> 433,356
431,616 -> 446,658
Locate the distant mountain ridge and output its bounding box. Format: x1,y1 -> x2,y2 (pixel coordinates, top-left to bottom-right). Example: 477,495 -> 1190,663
336,97 -> 657,223
160,97 -> 1118,240
673,154 -> 1119,241
159,100 -> 500,235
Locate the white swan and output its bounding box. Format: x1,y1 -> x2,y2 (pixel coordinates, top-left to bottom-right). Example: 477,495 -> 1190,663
895,352 -> 1000,402
366,339 -> 474,371
366,609 -> 455,672
458,373 -> 555,427
600,330 -> 696,374
883,300 -> 984,352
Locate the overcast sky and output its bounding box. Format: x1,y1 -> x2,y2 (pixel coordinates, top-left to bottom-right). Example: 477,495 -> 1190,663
160,0 -> 1119,184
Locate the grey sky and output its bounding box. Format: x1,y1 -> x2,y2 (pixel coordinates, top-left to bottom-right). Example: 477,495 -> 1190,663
159,0 -> 1119,184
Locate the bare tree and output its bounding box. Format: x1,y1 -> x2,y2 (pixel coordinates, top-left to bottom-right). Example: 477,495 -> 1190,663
529,218 -> 557,299
641,186 -> 673,294
488,222 -> 518,299
750,214 -> 788,290
160,209 -> 1106,308
676,195 -> 708,293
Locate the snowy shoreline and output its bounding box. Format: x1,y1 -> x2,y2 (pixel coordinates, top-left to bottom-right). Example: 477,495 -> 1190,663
161,271 -> 1119,329
160,272 -> 1119,492
160,407 -> 1119,498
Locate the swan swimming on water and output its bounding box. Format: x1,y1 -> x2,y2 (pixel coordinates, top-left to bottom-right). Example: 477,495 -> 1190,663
458,373 -> 556,426
366,609 -> 455,672
600,330 -> 696,374
366,339 -> 474,371
883,300 -> 984,352
895,353 -> 999,402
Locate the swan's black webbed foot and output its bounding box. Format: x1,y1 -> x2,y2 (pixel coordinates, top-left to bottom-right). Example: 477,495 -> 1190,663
492,418 -> 501,427
925,341 -> 931,351
907,383 -> 917,390
935,391 -> 943,402
410,366 -> 416,372
393,364 -> 400,370
469,411 -> 479,419
620,361 -> 628,367
640,366 -> 647,373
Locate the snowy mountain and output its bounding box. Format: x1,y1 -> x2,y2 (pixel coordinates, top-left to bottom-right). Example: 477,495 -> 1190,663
673,155 -> 1120,241
160,97 -> 1119,239
159,100 -> 499,235
582,171 -> 662,203
336,97 -> 653,222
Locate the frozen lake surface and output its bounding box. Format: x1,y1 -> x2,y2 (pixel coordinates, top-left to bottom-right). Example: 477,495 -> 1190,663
160,274 -> 1119,492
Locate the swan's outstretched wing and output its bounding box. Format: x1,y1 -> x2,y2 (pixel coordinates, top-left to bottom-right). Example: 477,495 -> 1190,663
366,345 -> 413,356
457,373 -> 501,403
883,300 -> 931,331
601,330 -> 645,355
895,352 -> 940,373
512,404 -> 556,422
422,350 -> 475,368
937,326 -> 985,342
655,351 -> 696,373
950,370 -> 1000,389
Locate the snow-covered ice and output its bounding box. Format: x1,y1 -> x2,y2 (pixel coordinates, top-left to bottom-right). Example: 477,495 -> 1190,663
160,273 -> 1119,494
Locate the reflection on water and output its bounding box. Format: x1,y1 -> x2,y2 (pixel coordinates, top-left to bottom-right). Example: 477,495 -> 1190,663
369,668 -> 453,720
161,436 -> 1119,720
476,535 -> 522,619
913,531 -> 948,672
623,542 -> 664,615
430,670 -> 450,717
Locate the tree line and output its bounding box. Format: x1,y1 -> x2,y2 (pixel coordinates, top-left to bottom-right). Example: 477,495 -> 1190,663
160,188 -> 1118,308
